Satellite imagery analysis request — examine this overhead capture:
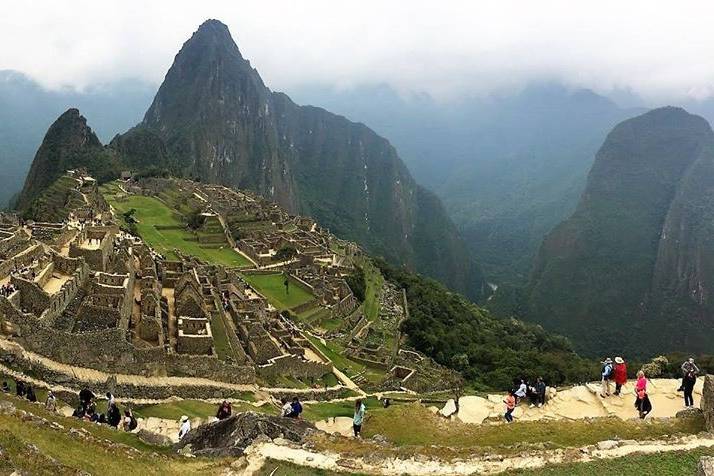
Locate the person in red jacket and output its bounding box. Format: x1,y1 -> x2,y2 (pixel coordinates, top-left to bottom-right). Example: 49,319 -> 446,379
613,356 -> 627,396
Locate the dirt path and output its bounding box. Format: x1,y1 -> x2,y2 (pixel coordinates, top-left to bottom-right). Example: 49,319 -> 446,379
245,433 -> 714,475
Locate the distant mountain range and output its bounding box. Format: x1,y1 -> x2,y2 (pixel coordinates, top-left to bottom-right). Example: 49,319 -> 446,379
528,107 -> 714,356
16,20 -> 487,301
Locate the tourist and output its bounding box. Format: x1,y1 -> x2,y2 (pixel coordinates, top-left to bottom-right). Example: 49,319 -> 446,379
514,379 -> 527,404
216,400 -> 232,420
106,392 -> 115,407
290,397 -> 303,419
503,390 -> 516,423
25,385 -> 37,403
613,357 -> 627,396
353,398 -> 366,438
280,398 -> 293,417
634,370 -> 652,419
15,380 -> 25,398
382,398 -> 391,408
72,404 -> 86,419
1,381 -> 8,393
123,409 -> 138,432
79,388 -> 95,411
107,402 -> 121,428
600,358 -> 613,397
178,415 -> 191,440
682,358 -> 699,408
45,390 -> 57,412
535,377 -> 547,408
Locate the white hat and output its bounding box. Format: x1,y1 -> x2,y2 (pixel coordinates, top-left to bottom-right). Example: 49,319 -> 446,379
614,357 -> 624,364
603,358 -> 612,364
181,415 -> 189,422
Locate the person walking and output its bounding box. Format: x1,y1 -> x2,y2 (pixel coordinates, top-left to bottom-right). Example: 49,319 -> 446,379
634,370 -> 652,419
600,358 -> 613,397
45,390 -> 57,412
353,398 -> 366,438
535,377 -> 547,407
504,390 -> 516,423
613,357 -> 628,396
682,358 -> 699,408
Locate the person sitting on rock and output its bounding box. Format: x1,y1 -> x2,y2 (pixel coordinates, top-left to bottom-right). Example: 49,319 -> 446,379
178,415 -> 191,440
107,402 -> 121,428
123,409 -> 137,431
613,357 -> 627,396
289,397 -> 303,419
15,380 -> 25,398
216,400 -> 232,420
280,398 -> 293,417
72,404 -> 86,419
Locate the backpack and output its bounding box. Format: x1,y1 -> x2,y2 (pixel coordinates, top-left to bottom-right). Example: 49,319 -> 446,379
602,363 -> 613,379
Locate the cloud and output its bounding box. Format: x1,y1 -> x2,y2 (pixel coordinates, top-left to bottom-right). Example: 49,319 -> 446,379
3,0 -> 714,102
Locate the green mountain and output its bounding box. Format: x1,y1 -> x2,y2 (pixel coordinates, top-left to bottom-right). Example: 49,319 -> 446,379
16,108 -> 120,211
117,19 -> 487,300
527,107 -> 714,356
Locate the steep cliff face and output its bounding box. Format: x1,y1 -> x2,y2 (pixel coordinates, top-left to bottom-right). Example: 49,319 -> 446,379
128,19 -> 485,299
16,109 -> 117,210
528,107 -> 714,356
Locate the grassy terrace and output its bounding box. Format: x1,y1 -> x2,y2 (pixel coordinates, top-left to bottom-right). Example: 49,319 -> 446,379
242,273 -> 314,310
0,392 -> 229,475
100,183 -> 250,267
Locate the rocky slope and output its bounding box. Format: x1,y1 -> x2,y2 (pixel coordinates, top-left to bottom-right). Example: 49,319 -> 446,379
528,107 -> 714,355
122,19 -> 486,300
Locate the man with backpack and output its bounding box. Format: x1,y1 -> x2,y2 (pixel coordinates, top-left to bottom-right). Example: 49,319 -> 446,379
600,357 -> 613,398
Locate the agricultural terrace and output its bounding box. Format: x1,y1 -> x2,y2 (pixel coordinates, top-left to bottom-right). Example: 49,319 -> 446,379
100,183 -> 251,267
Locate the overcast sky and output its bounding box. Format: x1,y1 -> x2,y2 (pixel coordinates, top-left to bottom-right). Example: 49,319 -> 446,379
3,0 -> 714,102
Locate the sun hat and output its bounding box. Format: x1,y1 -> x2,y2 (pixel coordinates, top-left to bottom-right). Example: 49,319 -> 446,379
614,357 -> 624,364
603,357 -> 612,364
181,415 -> 189,422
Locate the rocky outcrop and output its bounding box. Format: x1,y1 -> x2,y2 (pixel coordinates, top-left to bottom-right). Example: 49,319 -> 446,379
703,374 -> 714,432
173,411 -> 316,457
699,456 -> 714,476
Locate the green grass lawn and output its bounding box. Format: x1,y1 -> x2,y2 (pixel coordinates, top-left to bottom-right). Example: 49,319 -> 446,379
101,185 -> 250,267
242,273 -> 314,310
362,260 -> 383,322
209,312 -> 232,360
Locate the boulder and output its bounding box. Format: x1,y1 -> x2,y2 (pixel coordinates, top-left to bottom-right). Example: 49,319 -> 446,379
173,411 -> 316,457
596,440 -> 619,451
137,429 -> 173,447
698,456 -> 714,476
676,407 -> 703,419
703,375 -> 714,432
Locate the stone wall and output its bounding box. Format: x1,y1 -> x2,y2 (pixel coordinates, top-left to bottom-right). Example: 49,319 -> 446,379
0,297 -> 255,384
703,374 -> 714,432
257,354 -> 332,380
